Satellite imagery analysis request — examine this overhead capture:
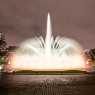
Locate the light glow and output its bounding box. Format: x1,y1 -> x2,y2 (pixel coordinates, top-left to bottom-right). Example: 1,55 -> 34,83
11,54 -> 86,71
5,13 -> 89,72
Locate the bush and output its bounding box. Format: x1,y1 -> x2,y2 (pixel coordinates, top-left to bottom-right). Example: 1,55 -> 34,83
0,56 -> 5,65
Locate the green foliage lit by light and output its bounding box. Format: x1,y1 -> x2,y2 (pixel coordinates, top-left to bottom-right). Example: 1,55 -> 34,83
0,55 -> 5,65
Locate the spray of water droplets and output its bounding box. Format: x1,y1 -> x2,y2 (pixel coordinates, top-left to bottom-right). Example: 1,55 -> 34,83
7,13 -> 88,72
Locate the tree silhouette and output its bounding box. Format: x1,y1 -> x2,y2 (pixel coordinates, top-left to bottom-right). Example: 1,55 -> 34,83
0,32 -> 7,56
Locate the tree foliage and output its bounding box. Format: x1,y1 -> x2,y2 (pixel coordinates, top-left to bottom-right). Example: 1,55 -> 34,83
0,55 -> 5,65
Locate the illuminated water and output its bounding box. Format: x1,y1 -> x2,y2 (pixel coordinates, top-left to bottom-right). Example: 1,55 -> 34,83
2,13 -> 93,94
6,13 -> 88,72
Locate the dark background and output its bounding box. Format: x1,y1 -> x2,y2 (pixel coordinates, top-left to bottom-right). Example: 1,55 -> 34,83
0,0 -> 95,49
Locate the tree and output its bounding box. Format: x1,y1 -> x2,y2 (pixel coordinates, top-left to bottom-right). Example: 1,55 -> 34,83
0,32 -> 7,67
90,49 -> 95,60
0,32 -> 7,51
0,55 -> 5,65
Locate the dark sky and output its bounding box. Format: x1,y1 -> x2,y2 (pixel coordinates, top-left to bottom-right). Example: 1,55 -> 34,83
0,0 -> 95,49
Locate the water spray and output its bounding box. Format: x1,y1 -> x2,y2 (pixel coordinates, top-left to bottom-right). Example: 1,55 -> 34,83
4,13 -> 91,72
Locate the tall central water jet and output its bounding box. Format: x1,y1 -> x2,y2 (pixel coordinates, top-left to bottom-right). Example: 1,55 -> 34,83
4,13 -> 91,72
45,13 -> 52,56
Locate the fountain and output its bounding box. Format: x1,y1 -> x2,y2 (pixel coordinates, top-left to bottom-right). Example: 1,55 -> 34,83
4,13 -> 91,73
1,13 -> 95,95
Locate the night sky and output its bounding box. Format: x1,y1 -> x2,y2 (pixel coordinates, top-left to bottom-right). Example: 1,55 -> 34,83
0,0 -> 95,49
